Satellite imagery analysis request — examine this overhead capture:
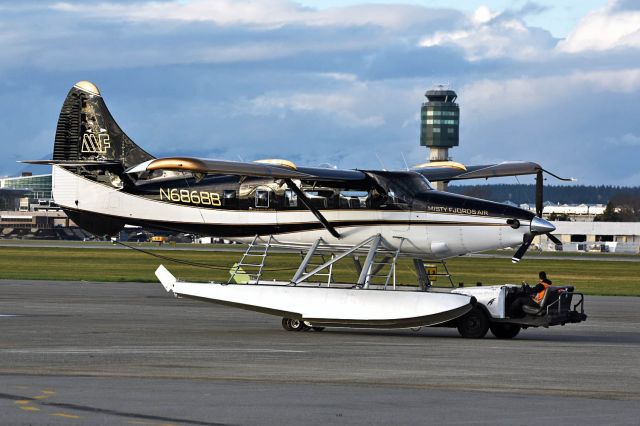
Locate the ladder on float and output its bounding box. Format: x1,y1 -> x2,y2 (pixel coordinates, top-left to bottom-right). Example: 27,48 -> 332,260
360,236 -> 405,289
299,252 -> 335,285
413,258 -> 455,289
228,235 -> 272,284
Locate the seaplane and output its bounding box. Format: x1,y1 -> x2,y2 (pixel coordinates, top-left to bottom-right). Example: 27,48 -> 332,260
24,81 -> 587,338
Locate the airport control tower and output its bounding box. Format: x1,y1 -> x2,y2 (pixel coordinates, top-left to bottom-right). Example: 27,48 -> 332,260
420,87 -> 459,191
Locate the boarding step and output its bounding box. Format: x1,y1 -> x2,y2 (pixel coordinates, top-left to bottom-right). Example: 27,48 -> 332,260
228,235 -> 273,284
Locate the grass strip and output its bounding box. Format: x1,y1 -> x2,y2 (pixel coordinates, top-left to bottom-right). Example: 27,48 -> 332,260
0,246 -> 638,296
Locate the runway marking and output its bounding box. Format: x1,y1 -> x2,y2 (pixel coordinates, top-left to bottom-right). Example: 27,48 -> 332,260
0,347 -> 307,355
20,405 -> 40,411
52,412 -> 81,419
346,340 -> 640,350
0,391 -> 231,425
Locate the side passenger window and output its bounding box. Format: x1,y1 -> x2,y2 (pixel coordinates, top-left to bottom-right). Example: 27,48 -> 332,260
285,190 -> 298,207
255,190 -> 269,208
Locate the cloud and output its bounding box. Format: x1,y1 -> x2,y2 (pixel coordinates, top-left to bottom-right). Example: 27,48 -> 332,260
0,1 -> 639,185
606,133 -> 640,146
558,0 -> 640,53
460,68 -> 640,121
419,6 -> 556,61
51,0 -> 459,30
238,92 -> 385,128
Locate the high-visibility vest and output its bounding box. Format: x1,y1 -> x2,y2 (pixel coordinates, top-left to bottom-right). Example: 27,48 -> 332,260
533,282 -> 550,304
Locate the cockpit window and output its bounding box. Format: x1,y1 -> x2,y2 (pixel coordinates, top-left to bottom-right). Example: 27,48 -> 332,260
365,171 -> 432,209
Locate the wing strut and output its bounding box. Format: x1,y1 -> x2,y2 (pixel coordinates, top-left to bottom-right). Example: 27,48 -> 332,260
283,178 -> 341,239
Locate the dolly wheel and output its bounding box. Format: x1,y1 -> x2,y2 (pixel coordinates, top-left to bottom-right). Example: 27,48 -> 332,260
457,307 -> 490,338
288,319 -> 306,331
490,323 -> 521,339
281,318 -> 294,331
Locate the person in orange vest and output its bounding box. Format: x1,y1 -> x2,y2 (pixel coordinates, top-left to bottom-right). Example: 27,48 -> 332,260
507,271 -> 553,317
533,271 -> 552,304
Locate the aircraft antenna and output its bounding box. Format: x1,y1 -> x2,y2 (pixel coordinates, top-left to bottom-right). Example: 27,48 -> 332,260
400,152 -> 409,171
375,152 -> 387,171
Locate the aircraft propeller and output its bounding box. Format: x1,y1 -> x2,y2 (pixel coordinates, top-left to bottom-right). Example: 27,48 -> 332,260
511,170 -> 563,263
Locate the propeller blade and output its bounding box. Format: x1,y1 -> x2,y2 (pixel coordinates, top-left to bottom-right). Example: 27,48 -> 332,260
535,169 -> 543,217
547,233 -> 562,246
512,234 -> 534,263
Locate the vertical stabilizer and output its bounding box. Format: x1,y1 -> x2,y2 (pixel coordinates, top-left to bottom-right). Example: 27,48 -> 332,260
53,81 -> 154,168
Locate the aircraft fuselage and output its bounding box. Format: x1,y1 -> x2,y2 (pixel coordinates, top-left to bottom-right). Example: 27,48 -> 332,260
55,165 -> 535,259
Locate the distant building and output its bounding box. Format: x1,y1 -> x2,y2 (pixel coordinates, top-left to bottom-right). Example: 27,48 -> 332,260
0,173 -> 54,211
537,221 -> 640,254
520,203 -> 607,222
0,188 -> 29,211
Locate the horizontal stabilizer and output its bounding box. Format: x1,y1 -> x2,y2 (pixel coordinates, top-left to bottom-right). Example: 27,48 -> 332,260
21,159 -> 121,166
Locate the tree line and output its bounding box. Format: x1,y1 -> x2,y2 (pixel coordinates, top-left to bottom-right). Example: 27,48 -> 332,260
447,184 -> 640,221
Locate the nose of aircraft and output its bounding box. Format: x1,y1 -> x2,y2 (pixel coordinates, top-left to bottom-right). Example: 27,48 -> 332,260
530,216 -> 555,234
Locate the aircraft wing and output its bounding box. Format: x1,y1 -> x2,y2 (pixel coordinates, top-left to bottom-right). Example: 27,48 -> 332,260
126,157 -> 367,181
413,161 -> 572,182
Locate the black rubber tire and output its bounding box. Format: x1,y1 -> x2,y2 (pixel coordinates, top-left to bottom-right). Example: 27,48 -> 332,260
457,307 -> 490,338
281,318 -> 294,331
288,319 -> 306,331
489,323 -> 521,339
311,327 -> 325,332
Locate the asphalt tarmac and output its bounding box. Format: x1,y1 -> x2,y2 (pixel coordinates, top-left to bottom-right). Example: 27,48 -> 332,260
1,279 -> 638,425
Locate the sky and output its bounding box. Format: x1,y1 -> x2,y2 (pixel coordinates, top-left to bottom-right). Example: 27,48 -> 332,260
1,0 -> 639,186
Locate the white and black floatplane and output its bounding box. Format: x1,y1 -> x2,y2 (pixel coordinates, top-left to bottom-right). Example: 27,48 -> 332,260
25,81 -> 587,338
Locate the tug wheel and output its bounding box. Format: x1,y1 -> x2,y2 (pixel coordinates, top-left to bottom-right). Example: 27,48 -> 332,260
489,323 -> 521,339
457,307 -> 490,339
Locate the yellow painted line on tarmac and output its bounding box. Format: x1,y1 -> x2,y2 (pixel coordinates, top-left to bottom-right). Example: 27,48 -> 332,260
33,395 -> 49,399
14,400 -> 30,405
43,390 -> 56,394
52,412 -> 81,419
20,406 -> 40,412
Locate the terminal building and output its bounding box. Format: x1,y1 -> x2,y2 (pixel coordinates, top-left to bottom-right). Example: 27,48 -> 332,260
0,172 -> 55,211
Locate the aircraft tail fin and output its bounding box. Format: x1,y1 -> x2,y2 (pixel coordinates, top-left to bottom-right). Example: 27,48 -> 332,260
52,81 -> 154,169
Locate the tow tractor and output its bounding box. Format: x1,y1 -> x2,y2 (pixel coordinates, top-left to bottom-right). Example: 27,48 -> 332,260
434,283 -> 587,339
